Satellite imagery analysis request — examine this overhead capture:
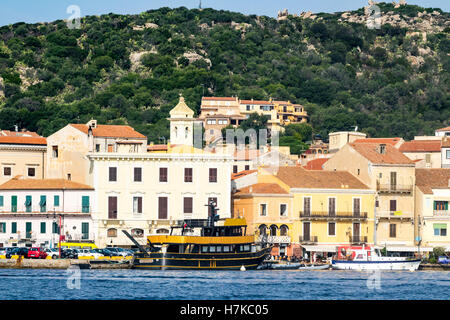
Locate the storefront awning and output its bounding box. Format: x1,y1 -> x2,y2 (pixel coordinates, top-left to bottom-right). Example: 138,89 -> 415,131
301,245 -> 337,252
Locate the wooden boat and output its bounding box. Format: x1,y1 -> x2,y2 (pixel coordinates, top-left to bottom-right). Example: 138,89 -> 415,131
126,215 -> 272,270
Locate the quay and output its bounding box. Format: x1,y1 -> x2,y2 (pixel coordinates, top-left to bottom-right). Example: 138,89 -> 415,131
0,258 -> 132,269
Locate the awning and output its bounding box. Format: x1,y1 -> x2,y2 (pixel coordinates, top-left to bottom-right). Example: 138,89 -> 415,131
301,245 -> 337,252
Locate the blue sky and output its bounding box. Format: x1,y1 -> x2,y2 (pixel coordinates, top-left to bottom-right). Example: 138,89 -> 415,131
0,0 -> 448,26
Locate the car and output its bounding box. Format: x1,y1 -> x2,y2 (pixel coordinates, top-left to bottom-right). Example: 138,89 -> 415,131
61,248 -> 78,259
6,247 -> 29,259
27,247 -> 48,259
438,256 -> 450,264
106,247 -> 132,257
75,249 -> 103,259
44,248 -> 61,259
93,248 -> 114,257
0,247 -> 7,256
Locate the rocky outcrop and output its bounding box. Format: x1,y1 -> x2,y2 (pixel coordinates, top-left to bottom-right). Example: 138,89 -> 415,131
132,22 -> 159,31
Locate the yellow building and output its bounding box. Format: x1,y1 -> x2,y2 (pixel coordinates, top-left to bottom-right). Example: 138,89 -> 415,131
233,166 -> 375,259
415,169 -> 450,252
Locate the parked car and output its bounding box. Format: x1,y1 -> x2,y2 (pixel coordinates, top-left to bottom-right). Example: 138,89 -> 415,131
93,248 -> 114,257
438,256 -> 450,264
106,247 -> 132,257
44,248 -> 60,259
74,249 -> 103,259
0,247 -> 7,256
61,248 -> 78,259
6,247 -> 29,259
27,247 -> 47,259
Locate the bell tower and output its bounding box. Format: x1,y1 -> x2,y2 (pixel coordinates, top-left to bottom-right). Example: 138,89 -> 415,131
169,94 -> 195,146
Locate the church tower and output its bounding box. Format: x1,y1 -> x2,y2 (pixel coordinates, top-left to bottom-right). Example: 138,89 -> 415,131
169,94 -> 196,146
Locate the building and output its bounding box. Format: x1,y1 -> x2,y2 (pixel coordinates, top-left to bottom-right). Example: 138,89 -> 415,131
87,96 -> 234,247
328,131 -> 367,153
239,99 -> 281,131
0,176 -> 94,248
399,139 -> 442,168
236,166 -> 375,260
415,169 -> 450,252
0,130 -> 47,185
46,120 -> 147,185
435,126 -> 450,137
353,137 -> 404,149
272,100 -> 308,126
198,97 -> 244,132
324,142 -> 416,252
442,137 -> 450,169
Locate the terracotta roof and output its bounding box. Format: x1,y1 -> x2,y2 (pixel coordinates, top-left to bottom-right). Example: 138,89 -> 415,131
202,97 -> 237,101
416,169 -> 450,194
234,149 -> 261,160
304,158 -> 328,170
1,130 -> 41,137
70,124 -> 146,139
275,166 -> 369,189
399,140 -> 442,153
204,113 -> 245,119
240,100 -> 273,105
353,138 -> 402,146
436,126 -> 450,132
0,136 -> 47,145
147,144 -> 169,151
231,170 -> 257,180
349,143 -> 413,165
0,177 -> 94,190
234,183 -> 289,195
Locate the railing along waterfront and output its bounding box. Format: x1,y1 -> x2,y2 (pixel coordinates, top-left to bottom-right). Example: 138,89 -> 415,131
299,211 -> 368,219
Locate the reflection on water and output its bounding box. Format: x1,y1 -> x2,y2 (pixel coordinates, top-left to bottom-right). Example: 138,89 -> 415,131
0,269 -> 448,300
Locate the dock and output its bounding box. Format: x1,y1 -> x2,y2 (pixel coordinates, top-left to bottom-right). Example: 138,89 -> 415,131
0,258 -> 132,269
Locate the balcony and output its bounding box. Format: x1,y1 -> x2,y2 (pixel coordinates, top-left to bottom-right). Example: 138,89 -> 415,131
433,210 -> 450,217
299,211 -> 368,220
299,236 -> 318,244
350,236 -> 368,244
377,211 -> 413,220
258,235 -> 291,244
0,206 -> 92,215
377,183 -> 413,194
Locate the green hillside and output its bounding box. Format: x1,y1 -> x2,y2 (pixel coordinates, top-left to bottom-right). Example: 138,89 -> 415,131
0,3 -> 448,142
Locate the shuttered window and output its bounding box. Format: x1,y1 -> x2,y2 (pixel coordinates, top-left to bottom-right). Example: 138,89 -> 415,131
209,168 -> 217,183
303,197 -> 311,216
328,222 -> 336,236
54,195 -> 60,207
11,222 -> 17,234
389,224 -> 396,238
0,196 -> 3,207
82,223 -> 89,240
25,195 -> 32,212
233,166 -> 238,174
11,196 -> 17,212
390,200 -> 397,212
40,195 -> 46,213
109,167 -> 117,182
353,198 -> 360,217
158,197 -> 168,219
328,198 -> 336,216
82,196 -> 90,213
184,197 -> 193,214
133,197 -> 142,214
159,168 -> 168,182
134,167 -> 142,182
40,222 -> 46,234
184,168 -> 193,182
108,197 -> 117,219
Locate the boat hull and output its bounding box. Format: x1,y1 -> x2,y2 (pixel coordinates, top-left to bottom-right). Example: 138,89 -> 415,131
132,246 -> 272,270
331,259 -> 421,271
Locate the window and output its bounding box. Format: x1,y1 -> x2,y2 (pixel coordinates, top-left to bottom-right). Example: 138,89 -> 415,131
95,144 -> 100,152
0,222 -> 5,233
353,198 -> 360,217
233,165 -> 238,174
447,150 -> 450,159
134,167 -> 142,182
107,144 -> 114,152
280,225 -> 288,236
67,174 -> 71,181
159,168 -> 168,182
109,167 -> 117,182
357,169 -> 360,176
209,168 -> 217,183
433,224 -> 447,236
52,222 -> 60,234
54,195 -> 60,207
260,203 -> 267,216
0,196 -> 3,207
280,204 -> 287,217
82,223 -> 89,240
328,198 -> 336,217
303,197 -> 311,216
434,201 -> 448,211
108,196 -> 117,219
39,195 -> 46,213
328,222 -> 336,236
245,165 -> 250,171
184,168 -> 193,183
133,197 -> 142,214
82,196 -> 90,213
208,197 -> 217,217
389,224 -> 396,238
390,200 -> 397,213
158,197 -> 168,219
11,222 -> 17,234
28,167 -> 35,177
40,222 -> 46,234
3,167 -> 11,176
25,195 -> 32,212
107,228 -> 117,237
52,146 -> 58,158
184,197 -> 193,214
11,196 -> 17,212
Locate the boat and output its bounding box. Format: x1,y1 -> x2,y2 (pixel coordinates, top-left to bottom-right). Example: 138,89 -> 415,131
124,209 -> 272,270
331,245 -> 421,271
298,264 -> 330,270
269,262 -> 302,270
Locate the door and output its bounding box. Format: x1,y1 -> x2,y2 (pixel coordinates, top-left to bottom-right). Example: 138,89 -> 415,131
390,172 -> 397,191
303,222 -> 310,241
353,223 -> 360,242
353,198 -> 360,217
82,223 -> 89,240
303,197 -> 311,217
390,200 -> 397,214
158,197 -> 168,220
108,197 -> 117,219
82,196 -> 90,213
328,198 -> 336,217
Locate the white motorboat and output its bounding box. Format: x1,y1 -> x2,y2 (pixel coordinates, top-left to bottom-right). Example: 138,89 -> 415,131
331,245 -> 421,271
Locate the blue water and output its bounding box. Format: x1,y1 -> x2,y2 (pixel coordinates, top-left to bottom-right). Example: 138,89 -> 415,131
0,269 -> 448,300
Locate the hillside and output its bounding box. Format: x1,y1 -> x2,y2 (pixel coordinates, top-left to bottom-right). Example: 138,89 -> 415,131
0,3 -> 448,142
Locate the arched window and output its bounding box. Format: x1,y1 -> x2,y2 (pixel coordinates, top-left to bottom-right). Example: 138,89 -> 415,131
131,228 -> 144,238
156,228 -> 169,234
280,225 -> 289,236
107,228 -> 117,237
259,224 -> 267,236
174,126 -> 178,138
185,127 -> 189,138
270,225 -> 278,236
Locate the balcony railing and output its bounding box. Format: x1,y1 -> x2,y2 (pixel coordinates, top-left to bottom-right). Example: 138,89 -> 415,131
258,235 -> 291,244
300,211 -> 368,220
377,211 -> 413,219
377,184 -> 413,194
433,210 -> 450,216
0,206 -> 92,214
350,236 -> 368,244
299,236 -> 318,244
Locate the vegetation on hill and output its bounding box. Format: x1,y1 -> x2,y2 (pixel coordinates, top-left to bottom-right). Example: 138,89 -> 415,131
0,3 -> 448,143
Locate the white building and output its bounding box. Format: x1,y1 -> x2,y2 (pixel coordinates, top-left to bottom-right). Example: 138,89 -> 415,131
0,177 -> 95,248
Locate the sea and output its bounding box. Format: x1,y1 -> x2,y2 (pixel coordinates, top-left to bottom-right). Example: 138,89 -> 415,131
0,269 -> 448,300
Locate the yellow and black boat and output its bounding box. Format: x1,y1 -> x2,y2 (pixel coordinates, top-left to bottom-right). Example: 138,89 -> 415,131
125,216 -> 272,270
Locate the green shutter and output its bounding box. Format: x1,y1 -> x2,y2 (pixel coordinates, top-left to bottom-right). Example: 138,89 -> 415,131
0,196 -> 3,207
82,222 -> 89,239
82,196 -> 90,213
25,195 -> 32,212
0,222 -> 5,233
54,195 -> 60,207
11,222 -> 17,234
11,196 -> 17,212
40,195 -> 46,212
26,222 -> 32,238
40,222 -> 46,234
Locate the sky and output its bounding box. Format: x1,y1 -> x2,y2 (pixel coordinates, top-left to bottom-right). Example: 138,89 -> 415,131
0,0 -> 448,26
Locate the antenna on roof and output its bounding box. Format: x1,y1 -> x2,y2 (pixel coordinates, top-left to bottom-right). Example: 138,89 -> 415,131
199,0 -> 202,9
